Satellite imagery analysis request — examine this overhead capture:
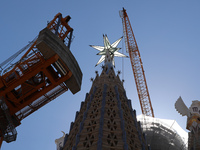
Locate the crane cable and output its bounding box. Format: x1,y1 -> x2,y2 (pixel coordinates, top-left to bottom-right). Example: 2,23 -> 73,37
122,34 -> 124,81
0,36 -> 37,75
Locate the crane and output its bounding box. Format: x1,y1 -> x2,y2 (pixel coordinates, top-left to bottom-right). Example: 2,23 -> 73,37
119,8 -> 154,117
0,13 -> 82,147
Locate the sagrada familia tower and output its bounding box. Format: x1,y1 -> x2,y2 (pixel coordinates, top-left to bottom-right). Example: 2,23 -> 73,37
56,35 -> 149,150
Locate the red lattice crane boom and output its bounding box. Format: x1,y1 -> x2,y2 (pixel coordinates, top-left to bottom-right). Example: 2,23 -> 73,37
0,13 -> 82,146
120,8 -> 154,117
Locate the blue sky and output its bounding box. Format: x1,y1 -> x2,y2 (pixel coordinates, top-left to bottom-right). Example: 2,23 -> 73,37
1,0 -> 200,149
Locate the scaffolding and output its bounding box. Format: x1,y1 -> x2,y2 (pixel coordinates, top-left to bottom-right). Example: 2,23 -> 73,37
137,115 -> 188,150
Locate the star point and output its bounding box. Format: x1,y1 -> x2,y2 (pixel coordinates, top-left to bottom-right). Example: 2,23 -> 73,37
90,35 -> 127,67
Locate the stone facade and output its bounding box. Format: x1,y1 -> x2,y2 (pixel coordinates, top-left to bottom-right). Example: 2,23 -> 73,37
62,64 -> 148,150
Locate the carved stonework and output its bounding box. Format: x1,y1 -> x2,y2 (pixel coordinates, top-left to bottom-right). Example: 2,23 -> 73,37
175,97 -> 200,149
62,65 -> 148,150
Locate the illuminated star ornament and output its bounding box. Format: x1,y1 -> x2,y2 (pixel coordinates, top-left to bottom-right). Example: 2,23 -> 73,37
90,34 -> 128,67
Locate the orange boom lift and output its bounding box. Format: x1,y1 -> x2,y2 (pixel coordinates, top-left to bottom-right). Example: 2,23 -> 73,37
120,8 -> 154,117
0,13 -> 82,147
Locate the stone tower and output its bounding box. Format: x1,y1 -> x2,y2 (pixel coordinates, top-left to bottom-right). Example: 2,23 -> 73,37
61,35 -> 148,150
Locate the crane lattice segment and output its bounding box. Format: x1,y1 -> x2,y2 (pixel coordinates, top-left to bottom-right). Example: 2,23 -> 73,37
0,13 -> 82,144
120,8 -> 154,117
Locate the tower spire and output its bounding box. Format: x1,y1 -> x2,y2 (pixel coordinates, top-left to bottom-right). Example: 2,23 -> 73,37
62,34 -> 149,150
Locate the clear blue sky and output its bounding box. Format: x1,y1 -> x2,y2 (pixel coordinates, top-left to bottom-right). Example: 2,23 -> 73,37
1,0 -> 200,149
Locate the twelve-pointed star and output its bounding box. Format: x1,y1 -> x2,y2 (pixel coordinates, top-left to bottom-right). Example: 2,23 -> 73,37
90,34 -> 128,67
